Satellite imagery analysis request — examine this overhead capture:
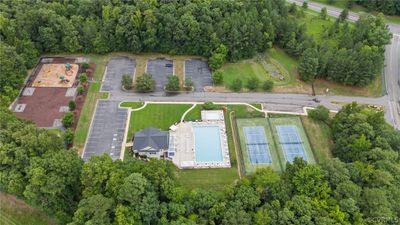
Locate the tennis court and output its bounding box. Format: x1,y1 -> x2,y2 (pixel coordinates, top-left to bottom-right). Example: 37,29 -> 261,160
236,118 -> 283,174
276,125 -> 307,163
270,117 -> 315,169
243,127 -> 271,164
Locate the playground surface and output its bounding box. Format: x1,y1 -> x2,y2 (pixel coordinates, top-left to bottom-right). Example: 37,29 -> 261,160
32,63 -> 79,88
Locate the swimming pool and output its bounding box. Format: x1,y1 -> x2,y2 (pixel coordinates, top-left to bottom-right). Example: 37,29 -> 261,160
193,126 -> 223,162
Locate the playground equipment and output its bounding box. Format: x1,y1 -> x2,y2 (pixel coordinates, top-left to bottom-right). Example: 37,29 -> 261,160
65,63 -> 71,70
59,75 -> 70,83
65,63 -> 74,76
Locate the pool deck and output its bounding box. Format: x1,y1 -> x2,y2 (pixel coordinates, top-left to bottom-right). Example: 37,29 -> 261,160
171,119 -> 231,169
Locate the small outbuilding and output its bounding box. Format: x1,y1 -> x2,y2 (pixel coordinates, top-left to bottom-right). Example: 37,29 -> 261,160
132,128 -> 169,158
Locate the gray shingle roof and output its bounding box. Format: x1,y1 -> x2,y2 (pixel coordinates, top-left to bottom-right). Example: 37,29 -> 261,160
133,128 -> 169,152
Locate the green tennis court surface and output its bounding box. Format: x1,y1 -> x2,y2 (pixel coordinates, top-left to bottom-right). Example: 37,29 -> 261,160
236,118 -> 283,174
236,116 -> 316,174
269,117 -> 316,170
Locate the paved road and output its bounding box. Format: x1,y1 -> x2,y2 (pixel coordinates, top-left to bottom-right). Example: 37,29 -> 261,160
287,0 -> 400,129
109,91 -> 391,123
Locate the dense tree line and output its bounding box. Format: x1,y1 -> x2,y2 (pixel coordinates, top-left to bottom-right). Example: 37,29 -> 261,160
0,0 -> 292,103
298,11 -> 391,86
325,0 -> 400,16
1,103 -> 400,224
0,0 -> 392,103
351,0 -> 400,16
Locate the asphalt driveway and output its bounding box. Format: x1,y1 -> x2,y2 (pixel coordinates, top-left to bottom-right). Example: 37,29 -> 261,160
146,59 -> 173,91
82,100 -> 127,161
185,59 -> 212,91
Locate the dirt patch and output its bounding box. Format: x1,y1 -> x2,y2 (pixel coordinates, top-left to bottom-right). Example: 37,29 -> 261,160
0,192 -> 32,210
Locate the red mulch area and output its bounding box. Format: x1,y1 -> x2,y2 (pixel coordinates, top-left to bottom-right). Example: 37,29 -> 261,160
15,88 -> 73,127
15,58 -> 97,128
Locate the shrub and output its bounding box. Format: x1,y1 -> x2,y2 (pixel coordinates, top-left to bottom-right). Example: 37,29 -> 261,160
308,105 -> 330,122
231,78 -> 243,92
80,62 -> 90,70
209,44 -> 228,70
63,128 -> 74,146
136,73 -> 155,93
165,75 -> 180,92
212,71 -> 224,85
247,77 -> 259,91
121,74 -> 133,90
262,80 -> 274,92
185,77 -> 193,91
68,100 -> 76,111
76,85 -> 84,95
203,102 -> 217,110
78,73 -> 88,83
62,112 -> 74,128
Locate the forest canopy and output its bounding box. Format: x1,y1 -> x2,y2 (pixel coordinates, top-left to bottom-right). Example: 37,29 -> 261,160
0,0 -> 392,106
1,103 -> 400,224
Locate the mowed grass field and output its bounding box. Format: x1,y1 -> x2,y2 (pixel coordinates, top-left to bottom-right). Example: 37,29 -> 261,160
126,103 -> 192,138
219,59 -> 270,89
301,116 -> 333,163
269,117 -> 316,171
236,118 -> 283,174
0,192 -> 56,225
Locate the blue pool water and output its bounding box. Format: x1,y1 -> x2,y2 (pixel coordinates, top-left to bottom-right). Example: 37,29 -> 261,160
193,126 -> 223,162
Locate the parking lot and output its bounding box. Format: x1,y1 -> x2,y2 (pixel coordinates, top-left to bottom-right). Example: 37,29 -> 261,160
82,100 -> 128,161
146,59 -> 173,91
101,57 -> 136,93
185,59 -> 212,91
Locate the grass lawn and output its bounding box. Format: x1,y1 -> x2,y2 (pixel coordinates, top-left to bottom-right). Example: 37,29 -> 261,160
227,105 -> 265,118
266,47 -> 298,86
184,104 -> 264,121
120,101 -> 144,109
299,10 -> 339,45
126,103 -> 193,139
220,59 -> 270,89
301,116 -> 333,163
0,192 -> 56,225
70,54 -> 110,154
176,168 -> 238,191
312,0 -> 348,9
